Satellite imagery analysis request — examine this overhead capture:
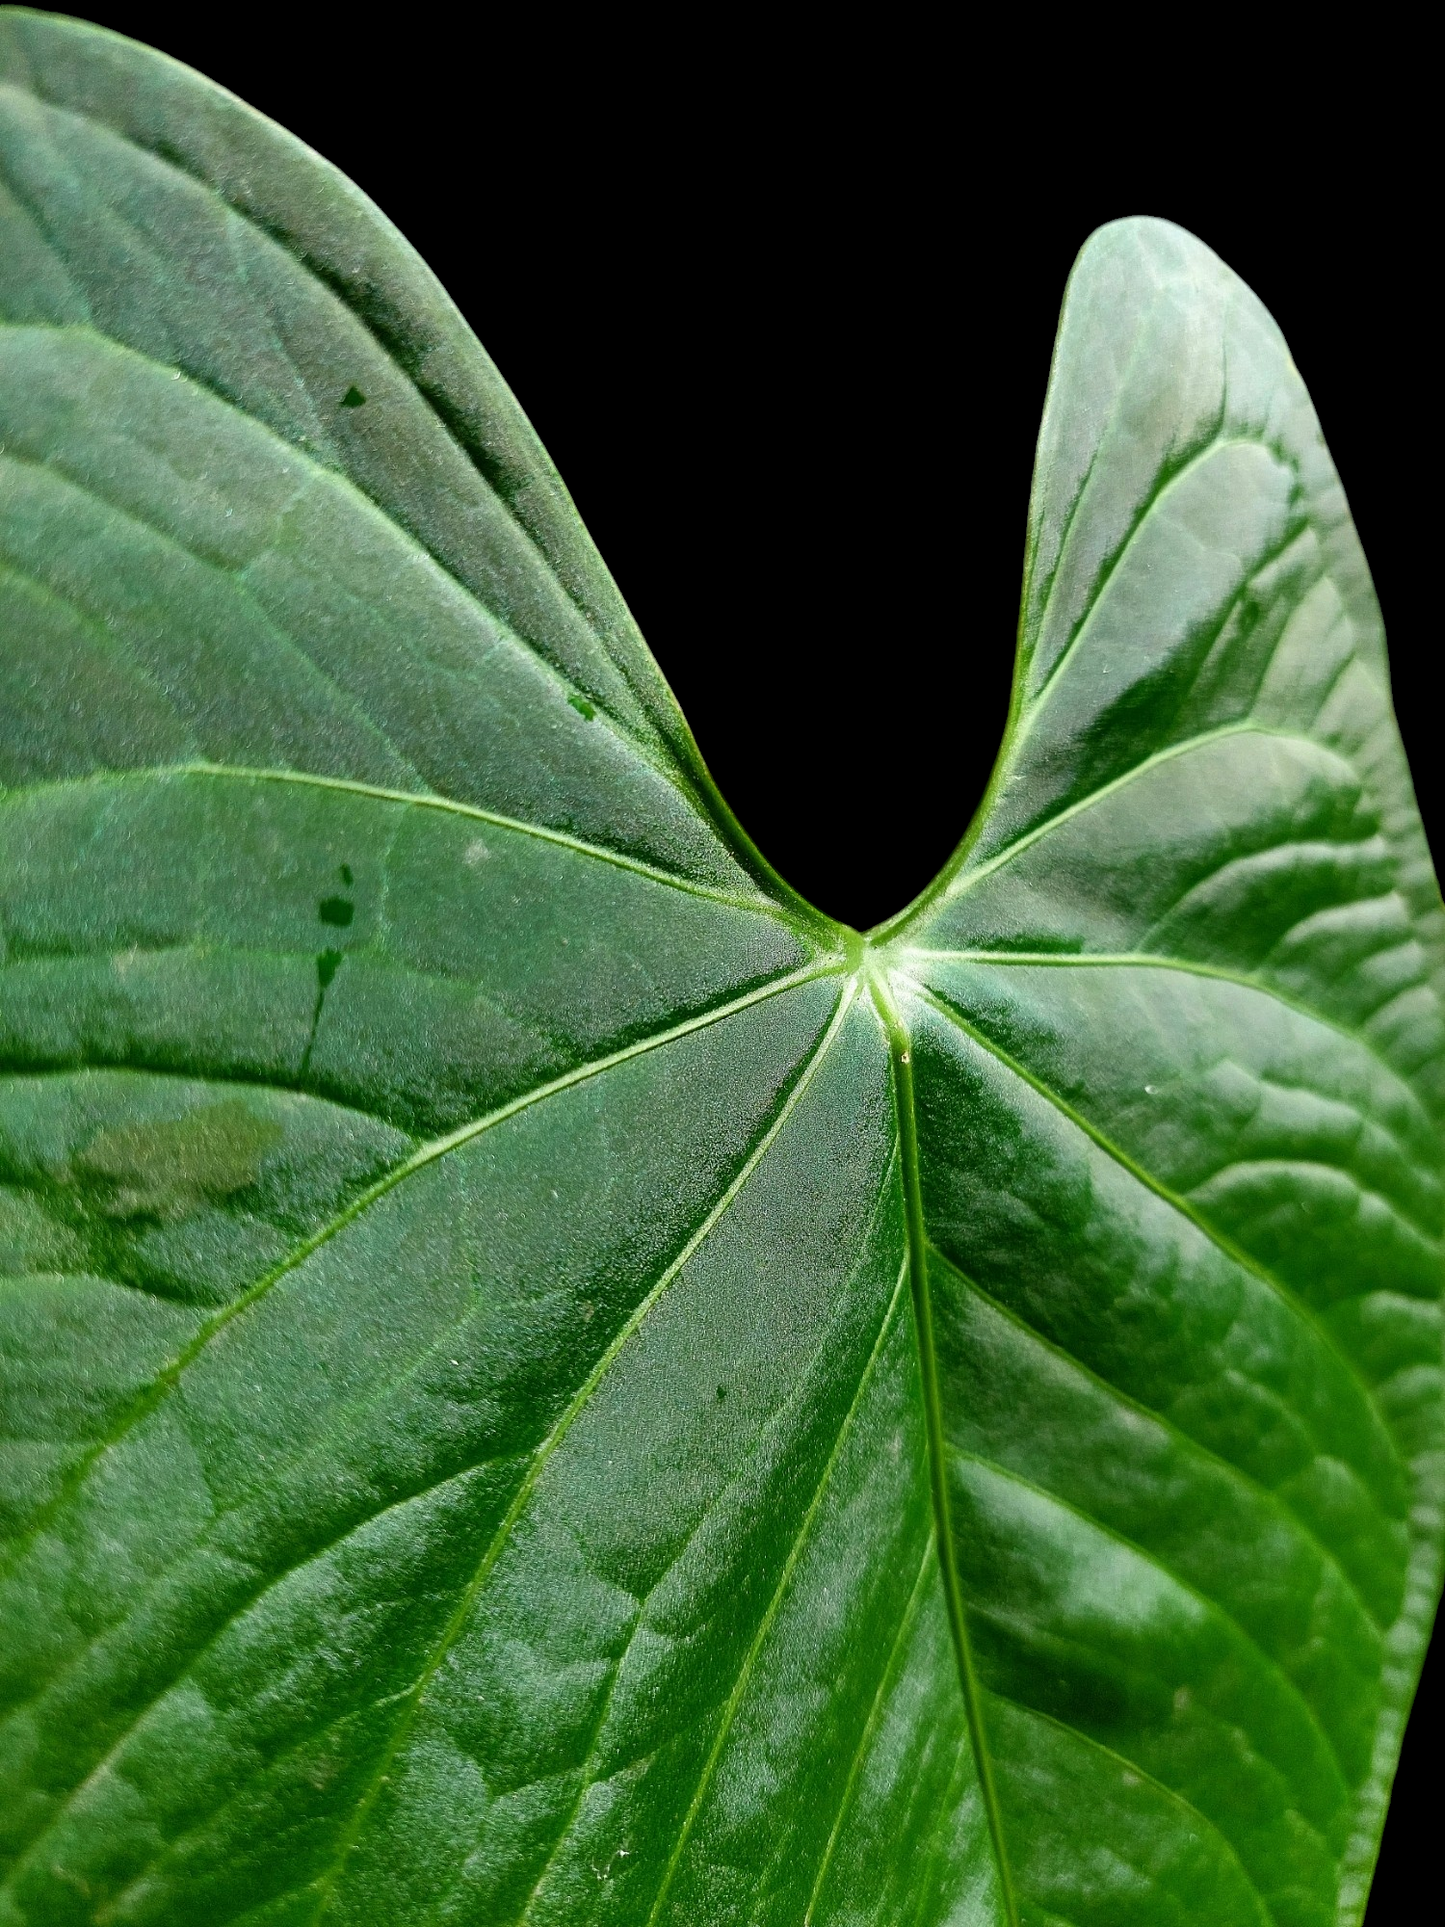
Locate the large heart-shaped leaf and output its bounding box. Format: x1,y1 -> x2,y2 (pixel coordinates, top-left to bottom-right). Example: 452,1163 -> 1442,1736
1,13 -> 1440,1925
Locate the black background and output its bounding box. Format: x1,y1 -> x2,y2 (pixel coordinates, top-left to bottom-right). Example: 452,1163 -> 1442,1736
60,9 -> 1437,1912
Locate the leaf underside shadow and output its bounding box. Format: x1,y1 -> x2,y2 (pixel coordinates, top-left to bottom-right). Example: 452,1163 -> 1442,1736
0,12 -> 1440,1927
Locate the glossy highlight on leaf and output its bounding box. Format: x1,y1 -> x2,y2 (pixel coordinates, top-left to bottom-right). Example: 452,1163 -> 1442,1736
0,11 -> 1440,1926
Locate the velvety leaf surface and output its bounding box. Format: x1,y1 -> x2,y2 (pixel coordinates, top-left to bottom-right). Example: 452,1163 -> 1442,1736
0,12 -> 1439,1927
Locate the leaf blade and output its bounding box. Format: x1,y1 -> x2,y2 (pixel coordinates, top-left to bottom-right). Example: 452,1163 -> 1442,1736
0,23 -> 1438,1925
893,217 -> 1442,1925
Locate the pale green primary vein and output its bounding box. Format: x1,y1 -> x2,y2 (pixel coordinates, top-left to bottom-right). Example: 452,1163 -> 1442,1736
643,1246 -> 910,1927
921,722 -> 1343,912
903,978 -> 1408,1490
902,948 -> 1435,1130
802,1529 -> 938,1925
186,764 -> 788,917
897,514 -> 1332,945
1021,427 -> 1243,713
989,1695 -> 1277,1927
876,608 -> 1351,954
871,972 -> 1021,1927
0,959 -> 840,1601
926,1242 -> 1388,1640
1016,286 -> 1156,679
949,1442 -> 1351,1804
905,1724 -> 988,1927
309,980 -> 860,1926
514,1139 -> 906,1926
0,760 -> 790,917
0,966 -> 851,1899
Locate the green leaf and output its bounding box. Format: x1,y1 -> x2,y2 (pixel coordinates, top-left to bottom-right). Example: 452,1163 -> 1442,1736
0,12 -> 1439,1925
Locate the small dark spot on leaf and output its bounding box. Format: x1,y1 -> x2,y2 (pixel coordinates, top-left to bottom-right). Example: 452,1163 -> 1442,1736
319,896 -> 354,927
716,1385 -> 727,1402
567,693 -> 596,720
340,385 -> 366,408
77,1101 -> 283,1220
338,864 -> 353,885
317,948 -> 343,990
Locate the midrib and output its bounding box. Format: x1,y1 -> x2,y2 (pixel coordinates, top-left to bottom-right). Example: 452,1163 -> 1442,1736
868,961 -> 1021,1927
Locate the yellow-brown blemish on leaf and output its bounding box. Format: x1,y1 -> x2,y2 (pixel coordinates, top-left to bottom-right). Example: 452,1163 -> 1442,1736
76,1100 -> 283,1220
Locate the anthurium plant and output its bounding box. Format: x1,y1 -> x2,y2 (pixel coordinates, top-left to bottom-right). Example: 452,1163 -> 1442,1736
0,11 -> 1440,1924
